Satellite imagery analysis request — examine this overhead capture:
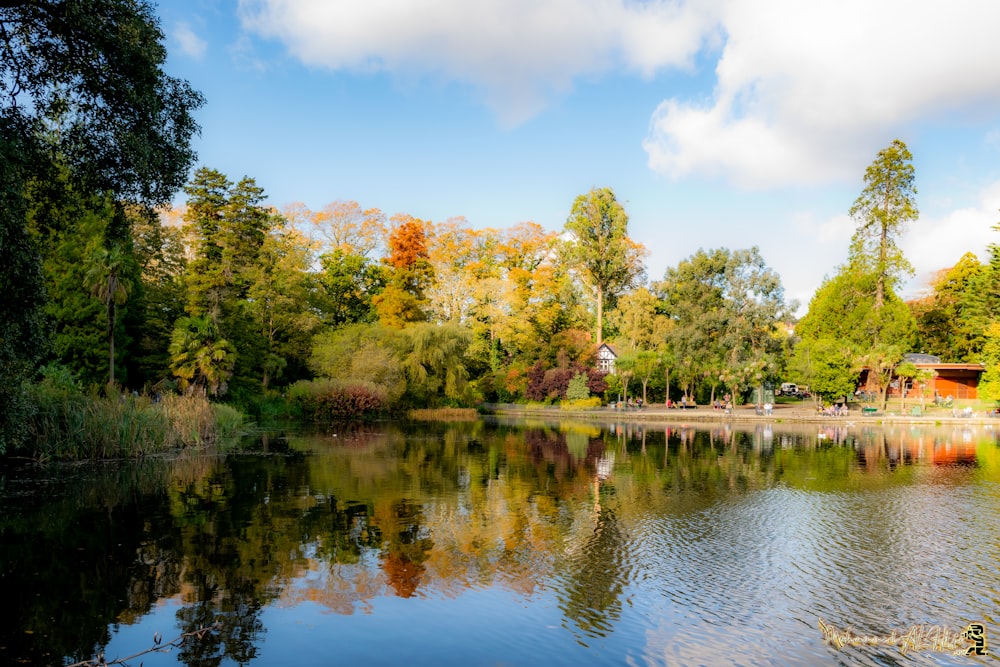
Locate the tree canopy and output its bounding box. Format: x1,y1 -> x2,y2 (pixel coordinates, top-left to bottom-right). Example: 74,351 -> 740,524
848,139 -> 917,309
563,187 -> 646,346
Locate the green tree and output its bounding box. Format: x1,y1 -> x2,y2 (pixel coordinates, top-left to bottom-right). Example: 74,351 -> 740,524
563,188 -> 646,346
910,252 -> 983,361
177,169 -> 280,394
398,323 -> 473,406
656,247 -> 789,404
169,316 -> 236,397
127,205 -> 188,386
1,1 -> 202,447
630,350 -> 662,404
246,225 -> 320,388
0,131 -> 45,452
1,0 -> 204,205
318,248 -> 386,326
977,322 -> 1000,405
796,264 -> 916,351
960,219 -> 1000,362
28,181 -> 114,387
607,287 -> 662,350
309,323 -> 406,403
893,360 -> 925,412
84,243 -> 131,388
788,337 -> 858,405
565,373 -> 590,401
848,139 -> 918,310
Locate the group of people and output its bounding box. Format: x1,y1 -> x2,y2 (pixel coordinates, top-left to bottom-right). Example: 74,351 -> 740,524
819,404 -> 849,416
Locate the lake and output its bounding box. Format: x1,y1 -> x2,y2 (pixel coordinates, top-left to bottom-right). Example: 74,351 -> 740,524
2,417 -> 999,666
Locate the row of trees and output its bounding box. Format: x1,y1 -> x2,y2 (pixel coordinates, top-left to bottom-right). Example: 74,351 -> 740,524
3,0 -> 998,453
18,133 -> 1000,429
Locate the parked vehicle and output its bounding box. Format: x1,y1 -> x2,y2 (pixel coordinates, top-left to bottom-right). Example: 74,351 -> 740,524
778,383 -> 798,396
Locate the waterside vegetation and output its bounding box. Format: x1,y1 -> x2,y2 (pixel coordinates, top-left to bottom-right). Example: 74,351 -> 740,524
3,4 -> 1000,460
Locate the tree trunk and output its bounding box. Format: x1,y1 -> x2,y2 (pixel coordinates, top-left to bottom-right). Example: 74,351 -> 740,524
108,301 -> 116,387
596,287 -> 603,347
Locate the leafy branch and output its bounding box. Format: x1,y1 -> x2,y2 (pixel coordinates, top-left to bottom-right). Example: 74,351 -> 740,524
65,622 -> 222,667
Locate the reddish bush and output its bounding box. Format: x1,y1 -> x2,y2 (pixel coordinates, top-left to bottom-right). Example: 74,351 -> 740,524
525,360 -> 607,402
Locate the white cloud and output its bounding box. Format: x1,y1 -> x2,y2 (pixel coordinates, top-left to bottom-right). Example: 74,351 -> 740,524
237,0 -> 716,125
901,180 -> 1000,295
644,0 -> 1000,188
172,22 -> 207,59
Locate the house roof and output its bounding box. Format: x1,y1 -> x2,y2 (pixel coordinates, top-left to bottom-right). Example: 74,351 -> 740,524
913,362 -> 984,371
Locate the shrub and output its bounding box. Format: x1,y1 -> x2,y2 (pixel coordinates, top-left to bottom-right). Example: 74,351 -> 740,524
566,373 -> 591,401
287,379 -> 389,421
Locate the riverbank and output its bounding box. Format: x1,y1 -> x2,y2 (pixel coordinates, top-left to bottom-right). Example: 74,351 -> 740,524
482,401 -> 997,426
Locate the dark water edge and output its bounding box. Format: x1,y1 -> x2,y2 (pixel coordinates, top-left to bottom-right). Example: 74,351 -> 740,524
2,419 -> 999,666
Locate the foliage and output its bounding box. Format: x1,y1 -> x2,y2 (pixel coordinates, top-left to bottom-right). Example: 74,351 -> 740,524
397,323 -> 475,406
0,0 -> 202,449
910,252 -> 983,361
127,205 -> 188,386
246,223 -> 321,387
977,322 -> 1000,404
286,379 -> 388,421
310,323 -> 406,402
309,322 -> 475,408
959,227 -> 1000,361
655,247 -> 790,403
525,360 -> 607,403
294,199 -> 386,258
789,338 -> 859,403
84,242 -> 132,387
318,248 -> 386,326
374,215 -> 433,328
860,344 -> 904,408
796,263 -> 916,350
169,316 -> 236,397
563,187 -> 646,345
566,373 -> 591,401
0,0 -> 204,205
0,127 -> 46,454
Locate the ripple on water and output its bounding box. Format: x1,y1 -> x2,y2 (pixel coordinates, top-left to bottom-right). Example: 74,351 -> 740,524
621,480 -> 1000,665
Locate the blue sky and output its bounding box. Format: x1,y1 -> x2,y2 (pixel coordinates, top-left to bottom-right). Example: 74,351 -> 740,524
156,0 -> 1000,314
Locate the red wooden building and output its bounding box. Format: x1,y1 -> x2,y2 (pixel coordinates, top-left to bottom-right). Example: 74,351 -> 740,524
885,354 -> 983,400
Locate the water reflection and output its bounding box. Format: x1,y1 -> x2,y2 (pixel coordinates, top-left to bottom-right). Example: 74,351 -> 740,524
1,420 -> 999,666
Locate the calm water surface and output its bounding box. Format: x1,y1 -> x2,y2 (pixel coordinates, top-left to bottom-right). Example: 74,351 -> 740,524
2,418 -> 1000,666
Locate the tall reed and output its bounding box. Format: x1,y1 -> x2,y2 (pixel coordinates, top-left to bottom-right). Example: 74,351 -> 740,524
22,387 -> 246,460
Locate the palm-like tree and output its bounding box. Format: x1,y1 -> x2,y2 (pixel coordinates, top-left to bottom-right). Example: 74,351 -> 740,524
169,316 -> 236,396
84,244 -> 130,388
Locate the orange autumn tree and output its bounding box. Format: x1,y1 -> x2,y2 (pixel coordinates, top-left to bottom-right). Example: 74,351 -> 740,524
373,214 -> 434,328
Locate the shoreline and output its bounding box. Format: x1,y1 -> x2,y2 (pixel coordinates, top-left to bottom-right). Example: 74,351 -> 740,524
481,402 -> 996,426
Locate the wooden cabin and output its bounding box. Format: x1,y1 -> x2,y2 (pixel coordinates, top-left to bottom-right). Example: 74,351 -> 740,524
884,354 -> 983,400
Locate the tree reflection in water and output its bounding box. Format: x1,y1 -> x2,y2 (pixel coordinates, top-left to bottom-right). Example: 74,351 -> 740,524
0,419 -> 997,666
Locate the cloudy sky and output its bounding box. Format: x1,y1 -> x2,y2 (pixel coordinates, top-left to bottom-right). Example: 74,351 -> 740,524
157,0 -> 1000,313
